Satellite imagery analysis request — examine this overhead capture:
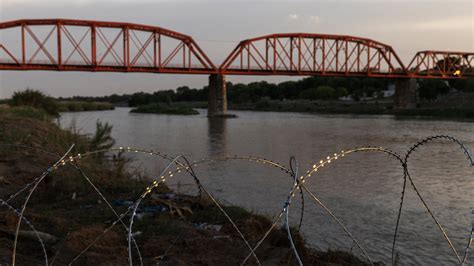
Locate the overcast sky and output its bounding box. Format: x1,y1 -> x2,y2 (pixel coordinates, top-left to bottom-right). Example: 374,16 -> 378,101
0,0 -> 473,98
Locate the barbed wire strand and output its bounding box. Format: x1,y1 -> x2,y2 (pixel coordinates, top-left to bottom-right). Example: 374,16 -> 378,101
12,144 -> 75,266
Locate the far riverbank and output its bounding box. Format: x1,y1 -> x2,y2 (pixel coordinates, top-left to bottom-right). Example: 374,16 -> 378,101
158,92 -> 474,120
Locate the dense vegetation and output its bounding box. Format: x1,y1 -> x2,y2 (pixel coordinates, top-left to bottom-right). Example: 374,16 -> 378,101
3,76 -> 473,120
57,101 -> 114,112
4,89 -> 114,114
115,77 -> 394,106
10,89 -> 60,116
55,76 -> 474,107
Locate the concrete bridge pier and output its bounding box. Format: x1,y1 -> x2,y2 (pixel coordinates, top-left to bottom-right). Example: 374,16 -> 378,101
394,78 -> 417,109
208,74 -> 228,117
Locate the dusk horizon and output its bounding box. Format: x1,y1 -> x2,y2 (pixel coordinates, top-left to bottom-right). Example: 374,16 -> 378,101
1,0 -> 472,98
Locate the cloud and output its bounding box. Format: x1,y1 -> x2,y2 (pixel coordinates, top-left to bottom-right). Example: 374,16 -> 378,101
287,14 -> 322,24
288,13 -> 299,20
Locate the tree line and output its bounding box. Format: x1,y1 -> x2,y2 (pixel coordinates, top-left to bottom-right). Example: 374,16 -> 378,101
58,76 -> 474,106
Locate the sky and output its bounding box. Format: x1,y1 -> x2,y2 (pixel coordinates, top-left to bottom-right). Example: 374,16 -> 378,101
0,0 -> 473,98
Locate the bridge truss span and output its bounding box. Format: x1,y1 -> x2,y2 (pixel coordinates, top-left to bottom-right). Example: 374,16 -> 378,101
407,51 -> 474,78
0,19 -> 473,79
0,19 -> 216,74
220,33 -> 407,77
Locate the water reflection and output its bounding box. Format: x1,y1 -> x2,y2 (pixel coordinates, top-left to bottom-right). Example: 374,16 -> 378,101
207,117 -> 227,156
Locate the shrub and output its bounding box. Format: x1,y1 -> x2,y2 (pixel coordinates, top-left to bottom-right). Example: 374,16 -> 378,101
314,86 -> 337,100
90,120 -> 115,152
418,80 -> 450,101
298,88 -> 318,100
255,99 -> 271,109
335,87 -> 349,98
10,89 -> 59,116
299,86 -> 338,100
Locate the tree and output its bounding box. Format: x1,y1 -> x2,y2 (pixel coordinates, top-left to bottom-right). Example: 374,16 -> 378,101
449,78 -> 474,92
90,120 -> 115,156
418,79 -> 450,101
298,88 -> 318,100
335,87 -> 349,98
314,86 -> 336,100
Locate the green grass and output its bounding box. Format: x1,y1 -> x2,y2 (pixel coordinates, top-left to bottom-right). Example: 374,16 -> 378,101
130,103 -> 199,115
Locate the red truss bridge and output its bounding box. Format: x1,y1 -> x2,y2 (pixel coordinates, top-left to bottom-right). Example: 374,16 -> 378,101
0,19 -> 216,74
0,19 -> 473,114
220,33 -> 408,77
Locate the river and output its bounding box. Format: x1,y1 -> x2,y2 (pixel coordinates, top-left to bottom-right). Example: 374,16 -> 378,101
59,107 -> 474,265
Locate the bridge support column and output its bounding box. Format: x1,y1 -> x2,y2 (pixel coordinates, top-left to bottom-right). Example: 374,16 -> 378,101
394,78 -> 417,109
208,74 -> 227,117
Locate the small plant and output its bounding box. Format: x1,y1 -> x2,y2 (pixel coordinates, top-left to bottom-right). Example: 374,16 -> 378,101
90,120 -> 115,153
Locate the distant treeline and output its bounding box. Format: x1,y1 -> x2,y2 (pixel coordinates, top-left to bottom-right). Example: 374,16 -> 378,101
58,76 -> 474,106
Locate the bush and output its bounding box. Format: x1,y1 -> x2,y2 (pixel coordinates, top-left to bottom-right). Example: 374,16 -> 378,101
10,89 -> 59,116
314,86 -> 336,100
298,86 -> 337,100
90,120 -> 115,151
255,99 -> 271,109
335,87 -> 349,98
298,88 -> 318,100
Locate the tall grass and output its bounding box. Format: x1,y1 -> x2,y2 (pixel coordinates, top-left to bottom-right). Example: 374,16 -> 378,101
10,89 -> 59,116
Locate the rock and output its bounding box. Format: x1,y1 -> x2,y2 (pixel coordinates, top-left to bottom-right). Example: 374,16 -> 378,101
18,230 -> 58,244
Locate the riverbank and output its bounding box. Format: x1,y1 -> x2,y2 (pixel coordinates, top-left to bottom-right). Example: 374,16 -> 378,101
0,106 -> 369,265
168,92 -> 474,120
231,100 -> 474,120
57,100 -> 115,112
130,103 -> 199,115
